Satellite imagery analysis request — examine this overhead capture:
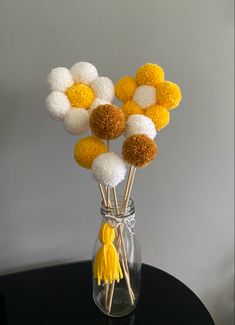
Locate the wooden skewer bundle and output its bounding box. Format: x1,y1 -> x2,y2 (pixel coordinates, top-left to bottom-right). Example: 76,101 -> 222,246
98,165 -> 136,313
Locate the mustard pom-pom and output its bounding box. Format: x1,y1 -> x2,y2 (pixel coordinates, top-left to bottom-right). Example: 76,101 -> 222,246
74,136 -> 107,169
136,63 -> 164,87
156,81 -> 182,110
122,134 -> 157,168
145,105 -> 170,131
89,98 -> 110,114
94,223 -> 123,285
66,83 -> 94,109
90,104 -> 125,140
115,76 -> 137,102
122,100 -> 144,119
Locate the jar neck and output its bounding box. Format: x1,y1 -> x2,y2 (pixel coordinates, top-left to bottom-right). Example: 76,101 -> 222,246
101,197 -> 136,235
100,196 -> 135,219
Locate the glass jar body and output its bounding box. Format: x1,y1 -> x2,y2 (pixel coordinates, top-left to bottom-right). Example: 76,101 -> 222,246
92,199 -> 141,317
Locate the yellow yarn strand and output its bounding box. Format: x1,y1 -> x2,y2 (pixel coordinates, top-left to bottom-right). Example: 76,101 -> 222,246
94,223 -> 123,286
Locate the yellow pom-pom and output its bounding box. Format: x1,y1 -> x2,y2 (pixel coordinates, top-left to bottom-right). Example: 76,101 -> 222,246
122,100 -> 144,119
145,105 -> 170,131
74,136 -> 107,169
94,223 -> 123,285
115,76 -> 137,102
136,63 -> 164,87
156,81 -> 182,110
66,83 -> 94,109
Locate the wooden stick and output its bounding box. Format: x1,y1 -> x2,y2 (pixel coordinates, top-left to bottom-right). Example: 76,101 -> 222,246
122,166 -> 136,274
106,186 -> 111,209
107,188 -> 134,313
119,226 -> 135,301
108,187 -> 119,313
124,166 -> 136,209
99,182 -> 112,311
107,280 -> 115,313
122,263 -> 135,303
99,184 -> 107,207
120,224 -> 129,275
120,168 -> 133,277
120,165 -> 136,276
105,282 -> 110,309
122,166 -> 133,208
105,139 -> 112,208
112,187 -> 119,215
121,166 -> 137,298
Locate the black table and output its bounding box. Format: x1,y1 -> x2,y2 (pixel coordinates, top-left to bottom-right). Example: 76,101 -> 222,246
0,260 -> 214,325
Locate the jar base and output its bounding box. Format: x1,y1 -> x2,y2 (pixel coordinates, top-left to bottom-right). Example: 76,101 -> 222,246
93,287 -> 137,317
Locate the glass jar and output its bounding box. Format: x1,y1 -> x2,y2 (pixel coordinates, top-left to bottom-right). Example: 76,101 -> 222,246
92,197 -> 141,317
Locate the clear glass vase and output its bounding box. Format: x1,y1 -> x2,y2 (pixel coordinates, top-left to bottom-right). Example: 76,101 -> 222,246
92,197 -> 141,317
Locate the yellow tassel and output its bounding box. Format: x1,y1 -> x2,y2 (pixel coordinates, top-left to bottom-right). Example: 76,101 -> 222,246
94,223 -> 123,285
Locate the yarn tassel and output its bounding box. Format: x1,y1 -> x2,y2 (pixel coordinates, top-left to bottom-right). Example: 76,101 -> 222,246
94,223 -> 123,286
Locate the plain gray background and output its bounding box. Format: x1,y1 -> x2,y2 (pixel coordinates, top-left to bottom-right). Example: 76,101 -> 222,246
0,0 -> 234,324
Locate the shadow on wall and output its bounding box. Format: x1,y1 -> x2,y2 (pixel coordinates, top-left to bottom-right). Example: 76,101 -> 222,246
203,254 -> 234,325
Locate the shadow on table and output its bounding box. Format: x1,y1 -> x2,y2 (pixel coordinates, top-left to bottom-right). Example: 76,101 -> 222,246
0,294 -> 7,324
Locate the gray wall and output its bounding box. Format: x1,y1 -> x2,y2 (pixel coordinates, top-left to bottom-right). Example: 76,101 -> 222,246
0,0 -> 234,324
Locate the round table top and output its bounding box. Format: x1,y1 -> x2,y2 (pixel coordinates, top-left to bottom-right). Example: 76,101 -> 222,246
0,260 -> 214,324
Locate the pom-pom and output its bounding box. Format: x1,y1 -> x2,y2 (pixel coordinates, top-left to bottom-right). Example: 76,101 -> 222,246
133,85 -> 156,109
115,76 -> 137,102
122,134 -> 157,167
46,91 -> 71,121
145,105 -> 170,131
124,115 -> 157,139
74,136 -> 107,169
89,98 -> 110,114
47,67 -> 74,92
136,63 -> 164,87
122,100 -> 144,119
63,108 -> 90,135
91,77 -> 114,102
92,152 -> 127,188
156,81 -> 182,110
66,83 -> 94,109
90,104 -> 125,140
70,62 -> 98,85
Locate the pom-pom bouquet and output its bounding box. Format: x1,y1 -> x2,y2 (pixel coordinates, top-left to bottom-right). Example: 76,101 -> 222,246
46,62 -> 182,317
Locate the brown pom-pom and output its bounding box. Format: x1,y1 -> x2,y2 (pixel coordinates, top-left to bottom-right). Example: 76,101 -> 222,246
90,104 -> 125,140
122,134 -> 157,167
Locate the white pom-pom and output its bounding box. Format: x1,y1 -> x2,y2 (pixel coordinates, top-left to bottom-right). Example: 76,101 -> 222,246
63,108 -> 90,135
89,98 -> 110,114
124,115 -> 157,139
47,67 -> 74,92
92,152 -> 127,188
133,85 -> 156,109
70,62 -> 98,85
46,91 -> 71,121
91,77 -> 114,102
